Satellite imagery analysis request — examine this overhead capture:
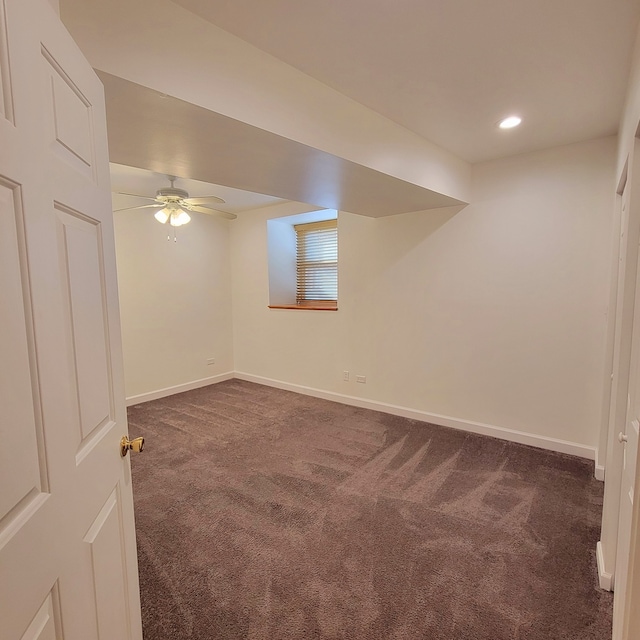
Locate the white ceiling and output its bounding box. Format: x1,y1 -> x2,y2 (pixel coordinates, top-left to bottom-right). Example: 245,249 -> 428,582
173,0 -> 640,163
59,0 -> 640,215
110,163 -> 285,216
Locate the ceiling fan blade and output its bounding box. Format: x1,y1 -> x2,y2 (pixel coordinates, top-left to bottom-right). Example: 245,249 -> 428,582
113,203 -> 163,212
116,192 -> 161,203
186,204 -> 237,220
184,195 -> 226,205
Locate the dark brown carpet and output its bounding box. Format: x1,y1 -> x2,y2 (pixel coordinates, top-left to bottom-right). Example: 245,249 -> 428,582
128,379 -> 612,640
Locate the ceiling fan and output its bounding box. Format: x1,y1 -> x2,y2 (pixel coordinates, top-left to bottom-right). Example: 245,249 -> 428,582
114,176 -> 237,226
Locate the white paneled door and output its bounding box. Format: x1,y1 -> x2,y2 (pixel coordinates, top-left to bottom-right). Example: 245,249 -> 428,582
613,145 -> 640,640
0,0 -> 143,638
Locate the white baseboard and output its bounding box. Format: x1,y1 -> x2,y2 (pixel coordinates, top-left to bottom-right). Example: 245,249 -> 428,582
126,371 -> 599,462
234,372 -> 597,461
126,372 -> 235,406
597,541 -> 613,591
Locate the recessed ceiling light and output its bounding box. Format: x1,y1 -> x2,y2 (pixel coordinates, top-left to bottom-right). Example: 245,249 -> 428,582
498,116 -> 522,129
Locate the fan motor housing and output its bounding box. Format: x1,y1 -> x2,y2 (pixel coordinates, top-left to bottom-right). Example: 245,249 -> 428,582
157,187 -> 189,201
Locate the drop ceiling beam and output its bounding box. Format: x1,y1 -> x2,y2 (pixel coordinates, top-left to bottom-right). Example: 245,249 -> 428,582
99,72 -> 464,217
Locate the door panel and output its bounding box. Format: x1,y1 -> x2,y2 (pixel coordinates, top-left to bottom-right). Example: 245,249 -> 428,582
614,418 -> 638,638
42,47 -> 96,178
84,487 -> 134,640
0,1 -> 142,638
624,420 -> 639,505
20,588 -> 62,640
56,205 -> 112,445
0,179 -> 46,526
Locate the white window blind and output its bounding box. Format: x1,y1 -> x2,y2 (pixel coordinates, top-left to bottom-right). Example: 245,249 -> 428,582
295,219 -> 338,303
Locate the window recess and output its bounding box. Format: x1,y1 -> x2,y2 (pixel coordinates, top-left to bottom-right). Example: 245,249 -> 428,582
267,211 -> 338,311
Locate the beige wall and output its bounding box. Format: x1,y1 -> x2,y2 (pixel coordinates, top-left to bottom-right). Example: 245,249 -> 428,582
114,209 -> 234,399
231,137 -> 616,453
113,136 -> 615,453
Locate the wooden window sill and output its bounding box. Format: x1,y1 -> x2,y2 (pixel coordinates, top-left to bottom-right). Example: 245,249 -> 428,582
269,303 -> 338,311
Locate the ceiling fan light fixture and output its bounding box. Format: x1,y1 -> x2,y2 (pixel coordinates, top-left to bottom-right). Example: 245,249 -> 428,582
169,209 -> 191,227
177,210 -> 191,226
154,208 -> 170,224
117,176 -> 234,223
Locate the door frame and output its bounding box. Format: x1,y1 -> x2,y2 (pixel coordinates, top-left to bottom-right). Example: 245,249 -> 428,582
600,130 -> 640,638
599,143 -> 640,591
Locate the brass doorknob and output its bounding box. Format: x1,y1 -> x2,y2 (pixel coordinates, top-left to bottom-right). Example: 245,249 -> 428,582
120,436 -> 145,457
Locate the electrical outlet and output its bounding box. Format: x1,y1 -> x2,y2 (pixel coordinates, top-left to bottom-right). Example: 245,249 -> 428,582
343,370 -> 350,381
356,375 -> 366,384
206,358 -> 215,365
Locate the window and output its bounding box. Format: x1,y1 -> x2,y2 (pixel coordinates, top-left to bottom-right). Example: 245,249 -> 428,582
295,220 -> 338,306
267,210 -> 338,310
